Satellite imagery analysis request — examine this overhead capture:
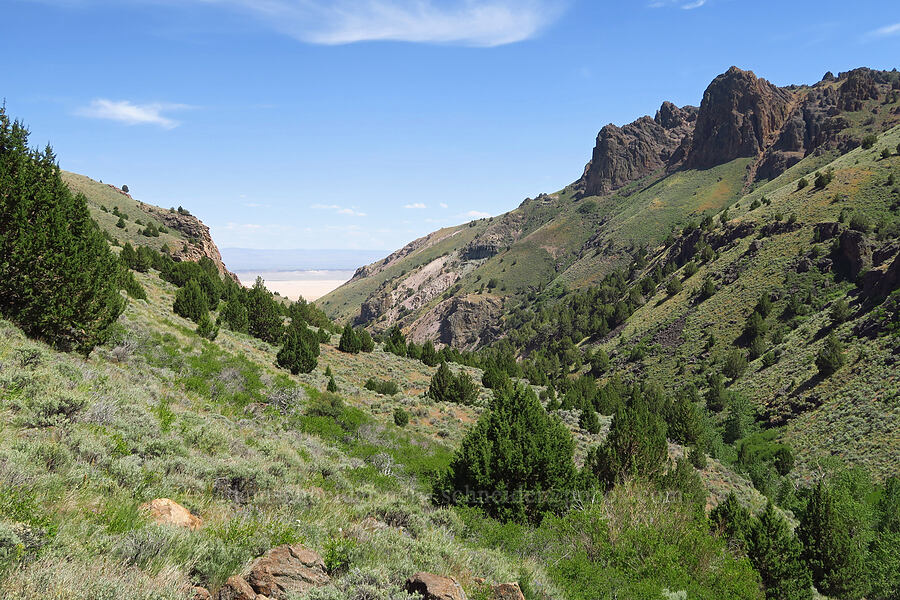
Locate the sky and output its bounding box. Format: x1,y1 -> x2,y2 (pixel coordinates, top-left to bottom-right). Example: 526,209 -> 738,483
3,0 -> 899,252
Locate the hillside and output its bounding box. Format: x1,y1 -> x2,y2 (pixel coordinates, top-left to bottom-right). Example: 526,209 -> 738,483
320,66 -> 900,482
0,187 -> 771,599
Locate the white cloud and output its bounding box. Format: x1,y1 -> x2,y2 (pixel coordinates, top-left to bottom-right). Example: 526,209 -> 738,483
649,0 -> 707,9
865,22 -> 900,39
464,210 -> 491,218
75,99 -> 189,128
439,202 -> 448,209
203,0 -> 564,47
404,202 -> 427,209
311,203 -> 366,217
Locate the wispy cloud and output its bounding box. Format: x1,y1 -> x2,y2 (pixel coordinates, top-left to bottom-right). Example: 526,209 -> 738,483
464,210 -> 491,218
404,202 -> 426,209
439,202 -> 448,209
200,0 -> 564,46
649,0 -> 707,9
75,99 -> 190,128
311,203 -> 366,217
864,22 -> 900,40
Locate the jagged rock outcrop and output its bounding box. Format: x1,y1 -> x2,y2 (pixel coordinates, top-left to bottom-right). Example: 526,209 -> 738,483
834,230 -> 872,279
839,68 -> 881,111
579,102 -> 697,196
142,204 -> 238,281
490,582 -> 526,600
685,67 -> 793,170
406,295 -> 503,350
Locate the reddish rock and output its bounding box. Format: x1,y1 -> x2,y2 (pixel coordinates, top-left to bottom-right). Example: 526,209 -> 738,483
579,102 -> 697,197
405,572 -> 467,600
491,582 -> 526,600
246,544 -> 330,600
686,66 -> 793,170
140,498 -> 202,531
191,587 -> 212,600
217,576 -> 255,600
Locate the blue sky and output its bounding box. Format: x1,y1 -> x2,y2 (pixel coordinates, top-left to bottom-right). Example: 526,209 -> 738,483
3,0 -> 898,251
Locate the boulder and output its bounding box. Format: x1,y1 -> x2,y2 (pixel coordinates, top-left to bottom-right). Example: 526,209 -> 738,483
491,582 -> 526,600
217,576 -> 255,600
191,587 -> 212,600
814,222 -> 840,241
405,572 -> 467,600
140,498 -> 202,531
246,544 -> 330,600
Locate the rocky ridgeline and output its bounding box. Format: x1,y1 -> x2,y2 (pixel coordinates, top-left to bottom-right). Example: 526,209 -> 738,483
579,66 -> 900,195
143,204 -> 238,281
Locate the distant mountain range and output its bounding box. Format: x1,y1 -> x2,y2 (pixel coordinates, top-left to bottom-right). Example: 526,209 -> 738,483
219,248 -> 386,272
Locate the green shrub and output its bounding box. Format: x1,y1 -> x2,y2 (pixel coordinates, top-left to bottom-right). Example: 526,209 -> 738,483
666,277 -> 683,296
862,134 -> 878,149
323,536 -> 356,575
683,261 -> 699,278
393,407 -> 409,427
797,177 -> 809,190
196,314 -> 219,340
723,348 -> 748,380
816,333 -> 844,377
364,378 -> 400,396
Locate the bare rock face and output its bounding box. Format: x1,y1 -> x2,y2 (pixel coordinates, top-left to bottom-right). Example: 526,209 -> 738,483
839,68 -> 880,111
835,230 -> 872,279
407,294 -> 503,350
685,66 -> 793,170
245,544 -> 330,600
191,587 -> 212,600
579,102 -> 697,196
405,572 -> 467,600
142,205 -> 238,281
140,498 -> 202,530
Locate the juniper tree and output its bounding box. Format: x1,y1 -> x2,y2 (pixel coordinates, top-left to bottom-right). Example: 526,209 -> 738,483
436,383 -> 576,523
421,340 -> 438,366
748,502 -> 812,600
338,322 -> 361,353
579,405 -> 601,434
358,328 -> 375,353
276,323 -> 320,375
173,279 -> 208,323
584,391 -> 667,490
0,107 -> 125,353
220,297 -> 249,333
246,277 -> 283,343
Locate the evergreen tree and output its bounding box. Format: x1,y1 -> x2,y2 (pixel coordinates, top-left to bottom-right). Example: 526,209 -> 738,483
579,405 -> 601,434
276,323 -> 320,375
706,372 -> 728,412
0,108 -> 125,353
724,391 -> 754,444
384,326 -> 407,357
710,492 -> 751,548
246,277 -> 283,343
327,375 -> 338,393
748,502 -> 812,600
173,279 -> 208,323
799,480 -> 869,599
428,362 -> 456,403
589,348 -> 609,377
585,392 -> 667,490
449,370 -> 479,406
723,348 -> 748,380
816,334 -> 844,377
421,340 -> 438,366
338,322 -> 361,353
436,383 -> 576,523
668,392 -> 702,445
358,328 -> 375,352
196,313 -> 219,340
393,407 -> 409,427
221,297 -> 249,333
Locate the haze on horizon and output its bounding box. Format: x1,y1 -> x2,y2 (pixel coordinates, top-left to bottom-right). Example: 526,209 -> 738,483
4,0 -> 899,254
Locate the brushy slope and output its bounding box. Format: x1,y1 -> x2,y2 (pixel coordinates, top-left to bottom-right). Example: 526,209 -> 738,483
0,249 -> 769,598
